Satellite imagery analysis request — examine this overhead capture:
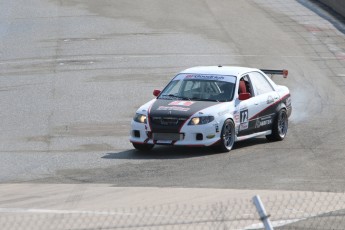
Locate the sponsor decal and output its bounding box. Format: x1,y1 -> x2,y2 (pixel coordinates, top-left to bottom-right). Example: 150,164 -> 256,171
169,101 -> 194,106
260,119 -> 272,126
239,109 -> 249,130
240,123 -> 248,130
185,74 -> 225,81
233,110 -> 240,123
255,119 -> 261,129
255,115 -> 273,128
234,114 -> 240,123
157,106 -> 190,112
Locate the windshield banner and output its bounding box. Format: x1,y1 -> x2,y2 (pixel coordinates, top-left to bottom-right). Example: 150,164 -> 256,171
174,74 -> 236,83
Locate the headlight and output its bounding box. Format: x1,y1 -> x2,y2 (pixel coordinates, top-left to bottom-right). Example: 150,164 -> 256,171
188,116 -> 214,125
133,113 -> 147,123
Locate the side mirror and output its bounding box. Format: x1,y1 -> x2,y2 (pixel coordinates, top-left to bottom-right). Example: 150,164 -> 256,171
153,89 -> 161,97
283,69 -> 288,78
239,93 -> 251,101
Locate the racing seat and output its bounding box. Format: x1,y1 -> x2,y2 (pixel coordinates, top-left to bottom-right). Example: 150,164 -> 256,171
239,80 -> 251,97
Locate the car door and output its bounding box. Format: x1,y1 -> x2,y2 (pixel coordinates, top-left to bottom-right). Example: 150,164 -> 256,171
236,74 -> 259,136
247,71 -> 279,133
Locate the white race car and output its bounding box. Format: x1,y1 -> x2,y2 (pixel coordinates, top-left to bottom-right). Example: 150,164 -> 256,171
130,66 -> 291,152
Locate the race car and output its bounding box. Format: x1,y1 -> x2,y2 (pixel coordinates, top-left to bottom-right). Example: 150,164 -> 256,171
130,66 -> 291,152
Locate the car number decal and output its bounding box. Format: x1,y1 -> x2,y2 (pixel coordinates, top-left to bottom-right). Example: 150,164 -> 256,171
240,109 -> 249,130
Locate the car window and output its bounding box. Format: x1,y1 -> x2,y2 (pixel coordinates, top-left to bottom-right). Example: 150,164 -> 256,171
238,75 -> 253,96
163,80 -> 182,95
248,72 -> 274,95
183,81 -> 201,93
159,77 -> 236,102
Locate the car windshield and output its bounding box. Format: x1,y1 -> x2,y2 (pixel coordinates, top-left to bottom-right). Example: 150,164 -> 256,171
158,74 -> 236,102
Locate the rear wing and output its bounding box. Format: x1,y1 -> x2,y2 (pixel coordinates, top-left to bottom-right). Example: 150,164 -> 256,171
261,69 -> 288,78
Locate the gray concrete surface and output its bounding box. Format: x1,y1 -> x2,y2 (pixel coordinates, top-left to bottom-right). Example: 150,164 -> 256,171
1,1 -> 345,227
0,184 -> 344,229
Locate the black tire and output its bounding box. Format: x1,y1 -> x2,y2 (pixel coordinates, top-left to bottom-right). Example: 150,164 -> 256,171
266,109 -> 288,141
132,143 -> 154,151
218,119 -> 235,152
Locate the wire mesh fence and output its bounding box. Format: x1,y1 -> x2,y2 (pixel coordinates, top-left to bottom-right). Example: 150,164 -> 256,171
1,192 -> 344,230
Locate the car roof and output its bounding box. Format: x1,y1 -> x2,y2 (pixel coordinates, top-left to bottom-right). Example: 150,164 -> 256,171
179,66 -> 258,76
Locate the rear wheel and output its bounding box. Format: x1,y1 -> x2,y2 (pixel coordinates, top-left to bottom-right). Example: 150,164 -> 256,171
132,143 -> 154,151
218,119 -> 235,152
266,109 -> 288,141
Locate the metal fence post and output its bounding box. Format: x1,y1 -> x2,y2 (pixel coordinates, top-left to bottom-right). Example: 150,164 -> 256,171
253,195 -> 274,230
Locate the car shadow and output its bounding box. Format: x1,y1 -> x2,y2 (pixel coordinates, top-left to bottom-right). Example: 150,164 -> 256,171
233,137 -> 269,150
102,137 -> 269,160
102,145 -> 218,160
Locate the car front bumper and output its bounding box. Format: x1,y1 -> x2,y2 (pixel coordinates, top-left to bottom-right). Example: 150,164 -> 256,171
129,120 -> 221,146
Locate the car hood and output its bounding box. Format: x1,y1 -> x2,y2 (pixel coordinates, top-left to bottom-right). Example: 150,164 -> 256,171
149,99 -> 221,118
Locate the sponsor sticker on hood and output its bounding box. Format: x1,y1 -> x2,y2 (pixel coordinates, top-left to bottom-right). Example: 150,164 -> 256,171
169,101 -> 195,106
157,106 -> 190,112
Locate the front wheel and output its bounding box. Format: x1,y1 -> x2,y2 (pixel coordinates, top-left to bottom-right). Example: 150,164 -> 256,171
266,109 -> 288,141
218,119 -> 235,152
132,143 -> 154,151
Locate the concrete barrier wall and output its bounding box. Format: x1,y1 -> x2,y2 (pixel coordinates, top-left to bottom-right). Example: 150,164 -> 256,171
319,0 -> 345,17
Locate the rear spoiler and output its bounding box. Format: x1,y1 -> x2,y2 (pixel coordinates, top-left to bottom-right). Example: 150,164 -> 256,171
261,69 -> 288,78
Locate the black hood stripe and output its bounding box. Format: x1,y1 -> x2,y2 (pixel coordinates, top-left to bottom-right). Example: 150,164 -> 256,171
150,100 -> 221,118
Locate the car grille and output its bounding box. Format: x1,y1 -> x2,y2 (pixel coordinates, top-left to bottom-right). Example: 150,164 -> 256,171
150,116 -> 187,126
152,133 -> 184,141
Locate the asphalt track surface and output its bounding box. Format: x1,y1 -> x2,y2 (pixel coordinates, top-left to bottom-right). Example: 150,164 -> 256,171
1,0 -> 345,198
3,0 -> 345,228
